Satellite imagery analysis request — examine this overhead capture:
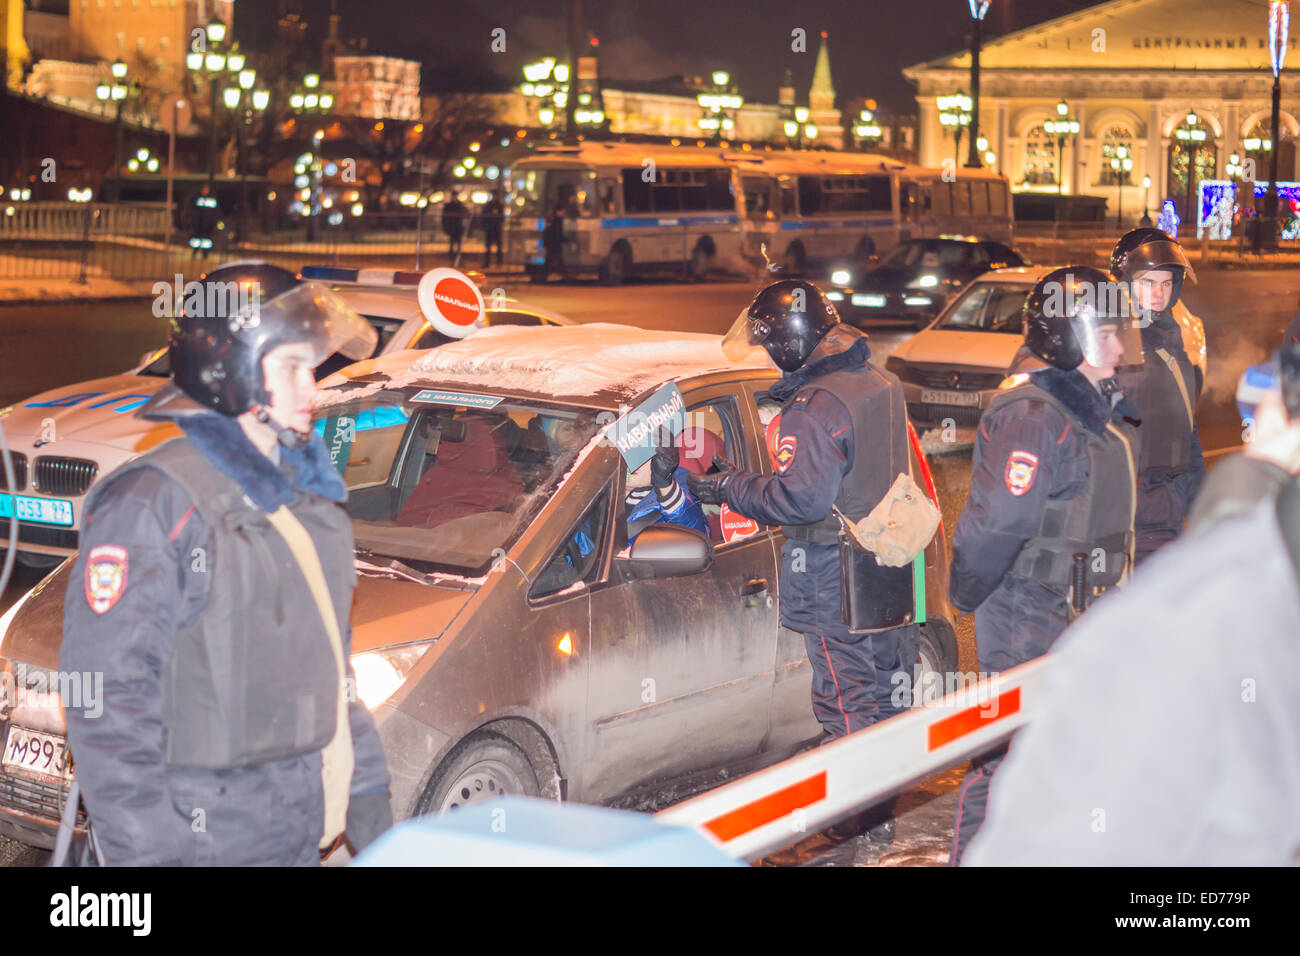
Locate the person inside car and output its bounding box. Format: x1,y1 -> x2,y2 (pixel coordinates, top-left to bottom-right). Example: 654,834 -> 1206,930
625,427 -> 710,543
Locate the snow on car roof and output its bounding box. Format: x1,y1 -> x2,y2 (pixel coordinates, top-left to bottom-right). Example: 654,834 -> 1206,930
317,322 -> 770,408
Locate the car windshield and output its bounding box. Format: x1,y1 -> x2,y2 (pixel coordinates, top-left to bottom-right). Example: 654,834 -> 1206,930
878,242 -> 970,271
314,391 -> 602,576
937,283 -> 1029,333
139,314 -> 400,379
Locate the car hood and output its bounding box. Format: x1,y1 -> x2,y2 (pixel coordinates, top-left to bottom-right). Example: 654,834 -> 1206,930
858,267 -> 917,289
893,327 -> 1022,369
3,374 -> 178,453
0,560 -> 477,674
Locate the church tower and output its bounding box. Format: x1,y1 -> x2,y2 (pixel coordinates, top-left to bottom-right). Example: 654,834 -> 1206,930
808,31 -> 844,148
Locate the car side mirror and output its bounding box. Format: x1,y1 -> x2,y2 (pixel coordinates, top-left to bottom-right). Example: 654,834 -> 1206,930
617,523 -> 712,580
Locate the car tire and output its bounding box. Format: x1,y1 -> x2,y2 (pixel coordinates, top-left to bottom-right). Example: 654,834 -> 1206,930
912,621 -> 958,708
599,244 -> 629,285
419,732 -> 541,814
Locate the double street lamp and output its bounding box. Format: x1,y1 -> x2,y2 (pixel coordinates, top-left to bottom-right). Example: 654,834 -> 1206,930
1043,100 -> 1080,194
937,93 -> 972,163
783,106 -> 818,149
95,59 -> 142,181
1175,111 -> 1208,230
289,73 -> 335,114
697,70 -> 742,145
223,73 -> 270,244
1264,0 -> 1291,250
854,108 -> 883,151
185,17 -> 246,190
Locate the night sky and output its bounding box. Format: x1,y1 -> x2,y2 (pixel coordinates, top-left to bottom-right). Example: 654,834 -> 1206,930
234,0 -> 1100,113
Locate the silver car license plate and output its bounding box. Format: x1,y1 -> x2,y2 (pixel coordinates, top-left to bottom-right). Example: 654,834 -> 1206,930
920,388 -> 980,407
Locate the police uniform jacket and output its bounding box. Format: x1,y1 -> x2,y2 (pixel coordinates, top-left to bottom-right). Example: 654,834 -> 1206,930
61,402 -> 389,866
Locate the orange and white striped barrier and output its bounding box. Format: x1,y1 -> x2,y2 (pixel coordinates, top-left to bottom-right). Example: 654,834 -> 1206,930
654,657 -> 1050,860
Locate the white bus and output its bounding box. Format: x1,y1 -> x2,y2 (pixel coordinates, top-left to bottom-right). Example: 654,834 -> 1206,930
732,151 -> 1014,272
505,143 -> 745,283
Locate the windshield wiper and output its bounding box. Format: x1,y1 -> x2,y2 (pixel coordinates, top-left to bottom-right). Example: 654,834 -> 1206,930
353,548 -> 479,591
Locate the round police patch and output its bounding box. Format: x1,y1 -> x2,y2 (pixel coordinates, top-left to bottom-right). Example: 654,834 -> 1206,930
85,544 -> 129,614
1004,450 -> 1039,497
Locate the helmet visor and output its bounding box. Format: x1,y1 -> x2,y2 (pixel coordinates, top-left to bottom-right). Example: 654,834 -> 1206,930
721,306 -> 776,366
256,281 -> 379,366
1069,309 -> 1144,371
1128,237 -> 1197,284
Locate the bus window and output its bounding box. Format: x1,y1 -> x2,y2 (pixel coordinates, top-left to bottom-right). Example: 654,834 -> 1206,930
951,181 -> 971,216
598,179 -> 619,215
970,181 -> 989,217
863,176 -> 892,212
931,181 -> 952,217
705,169 -> 734,211
622,168 -> 652,213
900,182 -> 918,222
743,177 -> 774,218
797,176 -> 823,215
988,181 -> 1008,216
780,182 -> 797,216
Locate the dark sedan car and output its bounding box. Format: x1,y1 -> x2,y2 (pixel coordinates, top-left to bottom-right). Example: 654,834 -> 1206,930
0,325 -> 960,851
825,237 -> 1027,329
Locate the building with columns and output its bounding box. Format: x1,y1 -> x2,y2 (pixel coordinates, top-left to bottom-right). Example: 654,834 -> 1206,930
905,0 -> 1300,224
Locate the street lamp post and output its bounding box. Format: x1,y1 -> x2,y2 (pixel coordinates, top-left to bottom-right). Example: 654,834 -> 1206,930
1043,100 -> 1080,195
1175,111 -> 1207,233
95,59 -> 141,190
1266,0 -> 1290,250
937,93 -> 972,164
1142,174 -> 1153,222
966,0 -> 990,168
185,17 -> 244,192
697,70 -> 742,145
224,74 -> 269,245
1110,147 -> 1133,228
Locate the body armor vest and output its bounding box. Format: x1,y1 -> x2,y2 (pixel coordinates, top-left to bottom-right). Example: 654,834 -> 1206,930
988,383 -> 1137,594
1117,319 -> 1200,480
780,363 -> 908,546
86,437 -> 353,769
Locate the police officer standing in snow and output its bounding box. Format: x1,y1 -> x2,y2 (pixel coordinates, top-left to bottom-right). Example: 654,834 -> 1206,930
1110,228 -> 1205,562
688,278 -> 917,843
947,266 -> 1140,865
61,262 -> 393,866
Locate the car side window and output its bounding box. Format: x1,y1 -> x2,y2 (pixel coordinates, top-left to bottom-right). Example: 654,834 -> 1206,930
680,399 -> 743,546
531,484 -> 611,600
408,325 -> 456,351
485,311 -> 544,327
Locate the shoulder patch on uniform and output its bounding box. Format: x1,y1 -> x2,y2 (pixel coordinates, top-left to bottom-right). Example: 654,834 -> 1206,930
1004,450 -> 1039,497
775,434 -> 797,473
85,545 -> 129,614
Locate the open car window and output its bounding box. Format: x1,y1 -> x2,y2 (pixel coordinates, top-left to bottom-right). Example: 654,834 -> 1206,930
315,392 -> 603,576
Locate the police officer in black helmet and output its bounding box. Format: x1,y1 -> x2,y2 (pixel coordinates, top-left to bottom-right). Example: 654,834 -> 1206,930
689,278 -> 917,846
1110,227 -> 1205,562
61,262 -> 393,865
947,266 -> 1140,865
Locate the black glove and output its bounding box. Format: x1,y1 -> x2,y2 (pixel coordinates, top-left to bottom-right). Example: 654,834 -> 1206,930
650,428 -> 680,492
686,455 -> 736,505
346,790 -> 394,856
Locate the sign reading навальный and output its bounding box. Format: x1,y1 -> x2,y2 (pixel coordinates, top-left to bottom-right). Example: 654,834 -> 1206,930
602,383 -> 686,472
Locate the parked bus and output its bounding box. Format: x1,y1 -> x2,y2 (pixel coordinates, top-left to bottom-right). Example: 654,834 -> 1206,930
503,145 -> 1013,282
504,143 -> 744,283
731,150 -> 1013,273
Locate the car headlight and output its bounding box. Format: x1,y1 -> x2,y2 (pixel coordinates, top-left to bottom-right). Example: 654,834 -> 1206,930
352,641 -> 435,711
914,274 -> 940,289
0,405 -> 12,419
830,269 -> 852,287
885,355 -> 907,376
997,373 -> 1030,391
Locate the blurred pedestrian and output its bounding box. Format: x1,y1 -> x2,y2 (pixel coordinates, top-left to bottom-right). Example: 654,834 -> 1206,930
482,189 -> 504,269
441,193 -> 466,262
541,205 -> 567,282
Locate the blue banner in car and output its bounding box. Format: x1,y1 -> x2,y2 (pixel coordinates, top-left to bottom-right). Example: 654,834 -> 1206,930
410,389 -> 503,409
601,382 -> 686,472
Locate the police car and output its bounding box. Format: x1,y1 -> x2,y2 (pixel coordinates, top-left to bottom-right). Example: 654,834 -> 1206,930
0,324 -> 959,849
883,266 -> 1208,435
0,267 -> 573,567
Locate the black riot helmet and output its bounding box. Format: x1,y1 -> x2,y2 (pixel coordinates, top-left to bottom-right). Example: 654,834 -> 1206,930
721,279 -> 841,372
1021,266 -> 1144,372
1109,227 -> 1197,311
168,261 -> 377,419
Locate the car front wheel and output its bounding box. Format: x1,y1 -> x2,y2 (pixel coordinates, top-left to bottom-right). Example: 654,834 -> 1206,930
420,733 -> 541,814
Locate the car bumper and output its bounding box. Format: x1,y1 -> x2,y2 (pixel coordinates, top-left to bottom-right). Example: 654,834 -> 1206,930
902,382 -> 1000,428
826,290 -> 947,324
